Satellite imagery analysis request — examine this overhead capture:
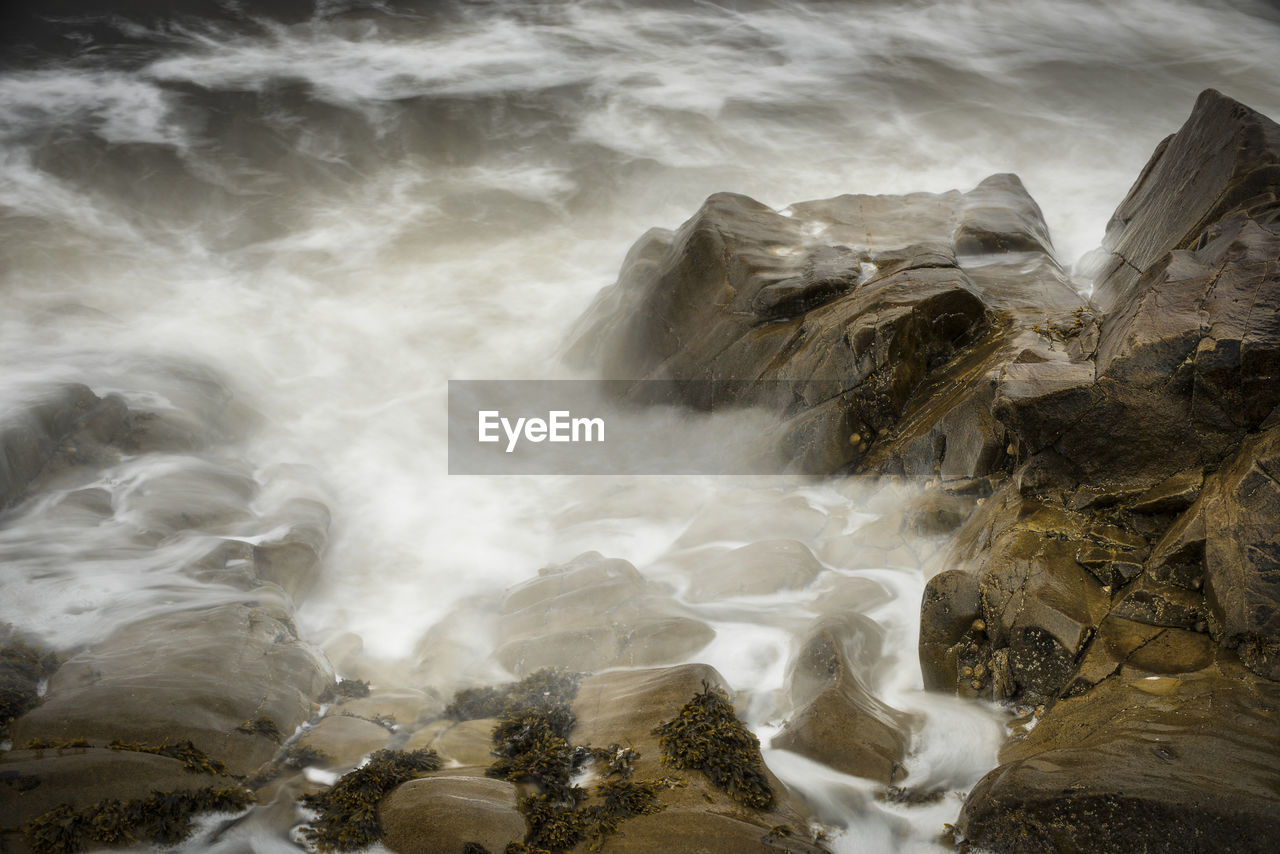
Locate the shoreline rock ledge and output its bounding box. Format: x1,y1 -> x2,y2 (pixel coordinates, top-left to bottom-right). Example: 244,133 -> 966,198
570,89 -> 1280,852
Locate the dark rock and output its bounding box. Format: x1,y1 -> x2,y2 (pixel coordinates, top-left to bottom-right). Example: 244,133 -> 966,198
570,175 -> 1085,477
919,570 -> 983,692
959,656 -> 1280,854
1093,89 -> 1280,315
772,617 -> 913,783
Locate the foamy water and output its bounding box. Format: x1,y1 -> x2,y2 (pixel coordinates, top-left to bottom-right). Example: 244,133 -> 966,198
3,0 -> 1279,850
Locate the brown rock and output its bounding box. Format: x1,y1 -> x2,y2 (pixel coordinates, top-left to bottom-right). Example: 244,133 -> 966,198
380,775 -> 526,854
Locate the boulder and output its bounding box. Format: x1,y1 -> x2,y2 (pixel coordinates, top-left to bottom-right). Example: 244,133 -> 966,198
493,552 -> 714,675
570,175 -> 1087,477
380,775 -> 526,854
771,616 -> 913,783
958,655 -> 1280,854
11,601 -> 333,775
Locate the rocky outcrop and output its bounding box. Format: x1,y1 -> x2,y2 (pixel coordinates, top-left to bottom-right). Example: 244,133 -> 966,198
570,174 -> 1087,476
570,88 -> 1280,852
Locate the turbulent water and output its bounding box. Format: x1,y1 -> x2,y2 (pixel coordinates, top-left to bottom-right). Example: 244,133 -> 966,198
3,0 -> 1280,851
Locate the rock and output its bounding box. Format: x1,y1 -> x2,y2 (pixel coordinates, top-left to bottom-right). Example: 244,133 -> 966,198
404,718 -> 496,768
771,616 -> 913,783
296,715 -> 391,768
0,747 -> 224,829
380,775 -> 526,854
569,664 -> 826,852
673,540 -> 824,602
11,602 -> 333,775
996,92 -> 1280,492
1129,468 -> 1204,514
1197,425 -> 1280,677
493,552 -> 714,675
959,656 -> 1280,854
1092,89 -> 1280,315
0,384 -> 99,510
569,175 -> 1085,477
919,570 -> 983,692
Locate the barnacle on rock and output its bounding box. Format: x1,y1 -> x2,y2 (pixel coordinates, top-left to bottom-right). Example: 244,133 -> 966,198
652,681 -> 774,809
298,747 -> 441,852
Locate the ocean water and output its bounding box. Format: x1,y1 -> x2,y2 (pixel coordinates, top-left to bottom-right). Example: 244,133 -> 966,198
3,0 -> 1280,850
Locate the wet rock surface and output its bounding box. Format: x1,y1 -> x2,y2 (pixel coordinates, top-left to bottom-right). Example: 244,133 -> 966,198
570,88 -> 1280,851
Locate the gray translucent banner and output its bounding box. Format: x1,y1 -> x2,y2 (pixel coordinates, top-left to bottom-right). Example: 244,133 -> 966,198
448,380 -> 843,475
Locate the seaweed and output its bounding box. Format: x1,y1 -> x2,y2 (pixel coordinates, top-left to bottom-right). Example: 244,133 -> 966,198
298,747 -> 441,852
24,737 -> 90,750
463,845 -> 492,854
468,668 -> 681,853
652,681 -> 774,809
21,786 -> 254,854
236,716 -> 282,742
320,679 -> 371,702
447,668 -> 581,722
107,739 -> 230,776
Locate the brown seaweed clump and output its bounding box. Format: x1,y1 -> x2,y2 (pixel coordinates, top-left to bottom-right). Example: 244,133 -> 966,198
107,739 -> 230,776
652,681 -> 774,809
298,748 -> 442,852
21,786 -> 254,854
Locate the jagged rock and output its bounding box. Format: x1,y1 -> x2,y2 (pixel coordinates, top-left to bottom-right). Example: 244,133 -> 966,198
11,602 -> 333,775
570,175 -> 1086,476
1092,88 -> 1280,314
997,91 -> 1280,492
771,616 -> 913,783
493,552 -> 714,675
380,775 -> 526,854
959,655 -> 1280,854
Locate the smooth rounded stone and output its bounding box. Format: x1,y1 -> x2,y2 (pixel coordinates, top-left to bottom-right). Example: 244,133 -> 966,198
1124,628 -> 1214,675
119,459 -> 260,533
380,775 -> 526,854
675,494 -> 829,548
12,602 -> 333,775
296,715 -> 391,767
806,574 -> 891,619
570,665 -> 821,844
251,497 -> 330,601
493,551 -> 714,675
404,718 -> 496,767
772,616 -> 912,783
959,658 -> 1280,854
673,540 -> 824,602
494,615 -> 714,676
0,747 -> 226,829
